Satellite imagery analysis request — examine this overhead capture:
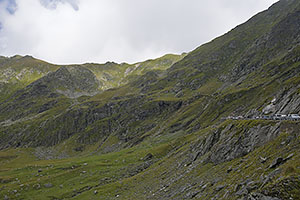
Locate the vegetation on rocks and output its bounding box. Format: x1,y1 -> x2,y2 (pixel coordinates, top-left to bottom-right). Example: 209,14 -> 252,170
1,0 -> 300,199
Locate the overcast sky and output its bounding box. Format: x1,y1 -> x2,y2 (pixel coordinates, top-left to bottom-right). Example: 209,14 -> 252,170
0,0 -> 278,64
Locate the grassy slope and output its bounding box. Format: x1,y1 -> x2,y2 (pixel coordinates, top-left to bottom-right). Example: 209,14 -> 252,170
82,53 -> 185,90
1,0 -> 300,199
0,56 -> 60,101
0,120 -> 299,199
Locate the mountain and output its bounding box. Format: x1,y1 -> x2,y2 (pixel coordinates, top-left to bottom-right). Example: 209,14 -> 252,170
0,55 -> 59,101
0,0 -> 300,199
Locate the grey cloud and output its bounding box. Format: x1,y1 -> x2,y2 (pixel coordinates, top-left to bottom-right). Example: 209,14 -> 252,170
39,0 -> 79,11
6,0 -> 17,14
107,0 -> 278,57
0,0 -> 17,14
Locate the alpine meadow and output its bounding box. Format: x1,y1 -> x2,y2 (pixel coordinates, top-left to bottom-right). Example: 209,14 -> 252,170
0,0 -> 300,199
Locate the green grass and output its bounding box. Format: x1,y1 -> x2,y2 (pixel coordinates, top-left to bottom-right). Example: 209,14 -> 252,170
1,1 -> 300,199
0,135 -> 180,199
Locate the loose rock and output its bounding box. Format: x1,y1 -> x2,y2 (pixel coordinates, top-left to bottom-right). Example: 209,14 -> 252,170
269,157 -> 284,169
44,183 -> 53,188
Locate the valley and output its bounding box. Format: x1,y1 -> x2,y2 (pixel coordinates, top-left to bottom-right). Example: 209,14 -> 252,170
1,0 -> 300,199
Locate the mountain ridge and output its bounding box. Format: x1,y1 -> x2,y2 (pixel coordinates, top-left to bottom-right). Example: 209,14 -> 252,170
0,0 -> 300,199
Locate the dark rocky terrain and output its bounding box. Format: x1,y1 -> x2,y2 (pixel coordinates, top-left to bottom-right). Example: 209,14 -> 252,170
0,0 -> 300,199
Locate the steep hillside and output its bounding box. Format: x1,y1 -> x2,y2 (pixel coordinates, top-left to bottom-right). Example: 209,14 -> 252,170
0,0 -> 300,199
0,55 -> 59,101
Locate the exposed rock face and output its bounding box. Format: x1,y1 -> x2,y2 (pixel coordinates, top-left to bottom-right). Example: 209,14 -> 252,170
0,93 -> 183,149
189,123 -> 279,165
208,123 -> 281,164
247,193 -> 281,200
274,88 -> 300,114
190,119 -> 300,166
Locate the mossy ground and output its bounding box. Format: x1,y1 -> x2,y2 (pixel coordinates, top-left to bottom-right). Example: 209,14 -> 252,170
1,1 -> 300,199
0,134 -> 178,199
1,119 -> 299,199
